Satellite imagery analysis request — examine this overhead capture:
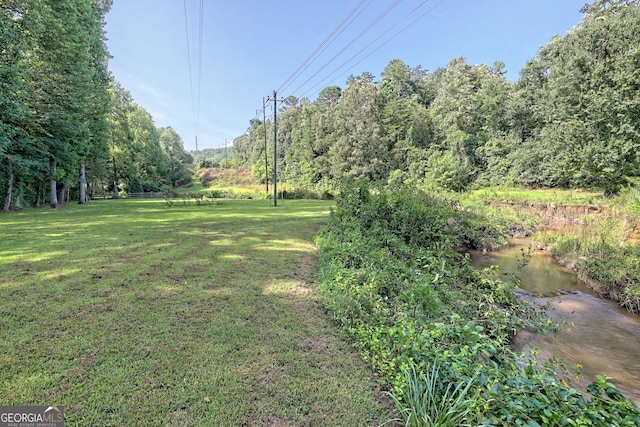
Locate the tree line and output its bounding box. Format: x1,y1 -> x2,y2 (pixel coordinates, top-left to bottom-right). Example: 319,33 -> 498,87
0,0 -> 191,211
232,1 -> 640,196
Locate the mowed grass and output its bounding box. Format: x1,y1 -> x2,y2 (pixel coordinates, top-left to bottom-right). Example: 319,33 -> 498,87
0,199 -> 390,426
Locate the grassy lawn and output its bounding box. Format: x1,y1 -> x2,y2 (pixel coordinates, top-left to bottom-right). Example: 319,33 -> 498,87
0,199 -> 390,426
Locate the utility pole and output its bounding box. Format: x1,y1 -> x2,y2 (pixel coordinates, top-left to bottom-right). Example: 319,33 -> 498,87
195,135 -> 198,152
265,91 -> 284,206
224,138 -> 228,166
272,91 -> 278,206
262,97 -> 268,193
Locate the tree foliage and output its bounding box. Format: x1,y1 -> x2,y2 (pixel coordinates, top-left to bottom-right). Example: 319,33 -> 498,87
0,0 -> 190,209
233,2 -> 640,195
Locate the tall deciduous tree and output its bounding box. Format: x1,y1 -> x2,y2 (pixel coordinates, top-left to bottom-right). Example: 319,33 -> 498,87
226,1 -> 640,194
77,0 -> 112,204
1,0 -> 37,211
330,76 -> 388,182
159,127 -> 190,186
128,104 -> 168,191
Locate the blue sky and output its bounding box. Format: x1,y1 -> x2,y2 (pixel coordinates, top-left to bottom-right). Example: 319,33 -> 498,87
104,0 -> 585,152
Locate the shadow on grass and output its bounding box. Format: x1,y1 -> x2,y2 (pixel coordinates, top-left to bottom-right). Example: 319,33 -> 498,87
0,199 -> 392,426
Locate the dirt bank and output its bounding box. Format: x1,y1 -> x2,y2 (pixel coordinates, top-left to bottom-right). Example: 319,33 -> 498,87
494,200 -> 638,313
495,201 -> 606,230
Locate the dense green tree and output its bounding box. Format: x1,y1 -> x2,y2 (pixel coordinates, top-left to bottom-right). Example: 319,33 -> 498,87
506,2 -> 640,192
277,102 -> 302,185
77,0 -> 112,204
427,57 -> 491,189
104,81 -> 176,195
107,81 -> 134,198
127,104 -> 169,191
29,0 -> 101,207
285,101 -> 334,189
0,0 -> 186,209
159,127 -> 190,186
316,86 -> 341,109
227,1 -> 640,195
0,0 -> 40,211
550,4 -> 639,193
330,77 -> 389,183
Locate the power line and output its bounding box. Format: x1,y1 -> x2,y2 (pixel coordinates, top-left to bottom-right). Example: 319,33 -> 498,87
288,0 -> 405,96
298,0 -> 447,100
182,0 -> 195,127
276,0 -> 371,94
196,0 -> 204,137
183,0 -> 204,148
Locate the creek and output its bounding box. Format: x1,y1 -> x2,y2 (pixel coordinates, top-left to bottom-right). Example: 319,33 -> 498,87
469,238 -> 640,404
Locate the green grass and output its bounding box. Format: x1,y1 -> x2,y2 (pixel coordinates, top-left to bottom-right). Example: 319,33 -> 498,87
0,199 -> 391,426
463,187 -> 604,206
172,175 -> 206,195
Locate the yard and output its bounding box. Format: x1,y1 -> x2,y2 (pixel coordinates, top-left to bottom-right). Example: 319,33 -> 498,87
0,199 -> 390,426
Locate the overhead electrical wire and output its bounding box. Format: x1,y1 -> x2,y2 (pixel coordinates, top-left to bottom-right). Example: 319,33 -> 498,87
276,0 -> 372,94
183,0 -> 204,145
336,0 -> 449,85
297,0 -> 447,100
196,0 -> 204,137
264,0 -> 448,122
182,0 -> 195,124
287,0 -> 405,96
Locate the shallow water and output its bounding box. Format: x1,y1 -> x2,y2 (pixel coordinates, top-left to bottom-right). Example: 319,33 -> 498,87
469,238 -> 640,404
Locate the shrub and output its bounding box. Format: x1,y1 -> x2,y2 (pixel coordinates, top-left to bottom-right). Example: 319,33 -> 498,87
316,182 -> 640,425
280,188 -> 335,200
203,189 -> 226,199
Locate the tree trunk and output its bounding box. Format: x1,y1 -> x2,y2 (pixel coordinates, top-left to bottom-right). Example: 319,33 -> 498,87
50,157 -> 60,208
2,156 -> 13,212
78,159 -> 88,204
14,190 -> 22,210
113,180 -> 119,199
58,184 -> 65,205
36,183 -> 42,207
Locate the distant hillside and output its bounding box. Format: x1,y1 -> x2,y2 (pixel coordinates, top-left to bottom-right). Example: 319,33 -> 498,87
197,167 -> 254,187
190,147 -> 234,163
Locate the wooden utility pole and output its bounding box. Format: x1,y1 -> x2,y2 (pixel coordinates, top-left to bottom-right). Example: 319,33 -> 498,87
265,91 -> 283,206
272,91 -> 278,206
262,97 -> 268,193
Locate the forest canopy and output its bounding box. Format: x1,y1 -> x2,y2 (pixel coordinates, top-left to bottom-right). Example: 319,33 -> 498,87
232,1 -> 640,195
0,0 -> 191,211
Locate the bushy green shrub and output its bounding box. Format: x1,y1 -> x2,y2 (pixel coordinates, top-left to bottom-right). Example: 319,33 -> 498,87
316,181 -> 640,425
203,189 -> 226,199
280,188 -> 335,200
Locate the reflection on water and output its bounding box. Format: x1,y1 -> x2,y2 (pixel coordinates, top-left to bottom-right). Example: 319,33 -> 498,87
469,238 -> 640,404
470,239 -> 583,296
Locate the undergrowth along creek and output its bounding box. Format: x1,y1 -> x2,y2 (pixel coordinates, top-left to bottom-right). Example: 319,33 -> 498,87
315,181 -> 640,426
540,187 -> 640,314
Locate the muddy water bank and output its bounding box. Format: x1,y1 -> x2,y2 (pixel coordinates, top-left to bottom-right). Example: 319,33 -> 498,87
494,201 -> 605,230
494,199 -> 639,311
470,238 -> 640,404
